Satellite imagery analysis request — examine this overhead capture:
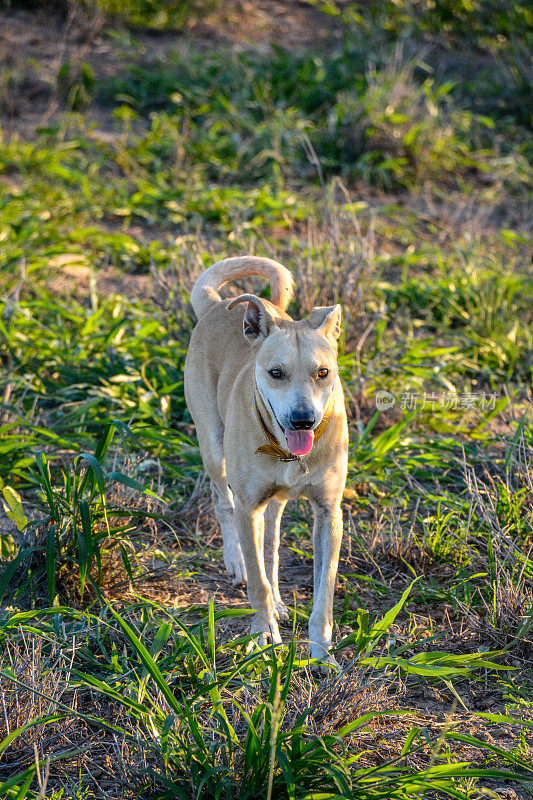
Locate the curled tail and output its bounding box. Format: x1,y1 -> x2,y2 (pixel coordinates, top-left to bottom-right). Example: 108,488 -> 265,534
190,256 -> 294,319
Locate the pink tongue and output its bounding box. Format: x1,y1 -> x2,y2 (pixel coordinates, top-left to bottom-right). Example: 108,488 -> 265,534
284,429 -> 314,456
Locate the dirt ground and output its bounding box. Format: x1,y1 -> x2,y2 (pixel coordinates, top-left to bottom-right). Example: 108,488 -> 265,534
0,1 -> 346,139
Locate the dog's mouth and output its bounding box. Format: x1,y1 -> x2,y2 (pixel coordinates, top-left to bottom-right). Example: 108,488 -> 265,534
265,396 -> 317,457
283,429 -> 315,457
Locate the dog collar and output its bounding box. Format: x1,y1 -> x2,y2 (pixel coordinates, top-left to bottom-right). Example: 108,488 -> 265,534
253,388 -> 334,464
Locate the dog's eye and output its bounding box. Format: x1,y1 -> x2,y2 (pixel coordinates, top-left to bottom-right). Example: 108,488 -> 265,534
269,368 -> 284,380
317,367 -> 329,379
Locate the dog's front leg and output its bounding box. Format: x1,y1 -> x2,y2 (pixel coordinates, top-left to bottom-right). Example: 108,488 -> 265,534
264,498 -> 289,621
308,499 -> 343,662
234,498 -> 281,646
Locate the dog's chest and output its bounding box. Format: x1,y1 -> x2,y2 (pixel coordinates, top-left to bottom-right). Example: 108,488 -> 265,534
273,459 -> 322,499
279,460 -> 307,488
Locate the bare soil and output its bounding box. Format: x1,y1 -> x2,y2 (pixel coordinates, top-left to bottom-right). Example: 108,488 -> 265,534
0,1 -> 346,139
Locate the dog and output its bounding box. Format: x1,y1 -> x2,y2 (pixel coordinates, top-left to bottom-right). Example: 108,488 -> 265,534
184,256 -> 348,662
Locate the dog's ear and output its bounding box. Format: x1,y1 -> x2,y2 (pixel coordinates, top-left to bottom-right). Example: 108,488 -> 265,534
226,294 -> 277,344
307,305 -> 342,346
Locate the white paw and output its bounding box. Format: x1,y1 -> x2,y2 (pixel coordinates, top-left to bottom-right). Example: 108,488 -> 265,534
309,641 -> 340,672
250,615 -> 281,646
224,542 -> 247,586
274,599 -> 290,621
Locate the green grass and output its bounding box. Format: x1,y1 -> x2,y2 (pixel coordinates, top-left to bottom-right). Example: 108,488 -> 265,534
0,1 -> 532,797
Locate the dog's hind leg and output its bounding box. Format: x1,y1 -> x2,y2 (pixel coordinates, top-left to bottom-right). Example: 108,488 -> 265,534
264,498 -> 289,621
211,477 -> 247,586
194,417 -> 247,586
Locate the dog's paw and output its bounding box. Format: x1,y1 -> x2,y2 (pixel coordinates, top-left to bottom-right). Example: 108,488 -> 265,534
250,615 -> 282,647
317,653 -> 341,674
224,544 -> 247,586
309,642 -> 340,673
274,599 -> 290,622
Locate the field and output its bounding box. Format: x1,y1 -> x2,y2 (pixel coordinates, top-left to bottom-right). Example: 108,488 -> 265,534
0,0 -> 532,797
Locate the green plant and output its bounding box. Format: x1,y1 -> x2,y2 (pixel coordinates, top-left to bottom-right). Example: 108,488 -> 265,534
57,60 -> 95,110
0,422 -> 161,606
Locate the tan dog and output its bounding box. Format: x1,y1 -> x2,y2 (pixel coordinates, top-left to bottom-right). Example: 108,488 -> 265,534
184,256 -> 348,662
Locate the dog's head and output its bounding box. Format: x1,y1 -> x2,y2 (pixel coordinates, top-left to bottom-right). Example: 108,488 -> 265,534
227,294 -> 341,456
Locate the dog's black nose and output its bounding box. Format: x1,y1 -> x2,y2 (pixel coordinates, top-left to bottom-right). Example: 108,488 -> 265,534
290,408 -> 316,430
